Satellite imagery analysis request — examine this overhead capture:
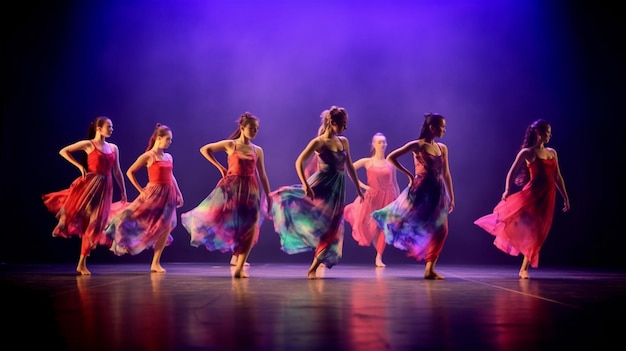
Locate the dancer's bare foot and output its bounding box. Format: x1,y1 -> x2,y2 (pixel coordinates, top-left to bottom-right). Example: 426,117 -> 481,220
307,264 -> 321,279
151,265 -> 166,274
518,270 -> 530,279
375,254 -> 386,267
76,266 -> 91,275
424,271 -> 444,280
233,270 -> 249,278
230,256 -> 250,266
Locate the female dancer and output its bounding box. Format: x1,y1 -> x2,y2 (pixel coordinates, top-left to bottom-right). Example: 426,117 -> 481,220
474,119 -> 570,279
372,113 -> 455,280
344,132 -> 400,267
181,112 -> 271,278
105,123 -> 184,273
43,116 -> 127,275
270,106 -> 364,279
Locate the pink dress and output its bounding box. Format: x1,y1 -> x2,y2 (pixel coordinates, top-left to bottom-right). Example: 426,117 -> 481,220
105,152 -> 177,255
344,160 -> 399,246
474,158 -> 558,268
42,142 -> 116,255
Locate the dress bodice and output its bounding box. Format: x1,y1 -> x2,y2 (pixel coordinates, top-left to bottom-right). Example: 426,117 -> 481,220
148,160 -> 173,184
226,145 -> 257,177
315,147 -> 346,173
528,158 -> 557,184
88,146 -> 116,175
366,161 -> 395,190
413,150 -> 443,179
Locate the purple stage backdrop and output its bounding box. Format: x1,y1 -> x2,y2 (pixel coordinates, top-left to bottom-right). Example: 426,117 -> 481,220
3,1 -> 623,268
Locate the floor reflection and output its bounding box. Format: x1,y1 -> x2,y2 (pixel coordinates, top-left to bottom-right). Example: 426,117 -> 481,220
347,275 -> 391,349
70,273 -> 176,350
4,264 -> 623,350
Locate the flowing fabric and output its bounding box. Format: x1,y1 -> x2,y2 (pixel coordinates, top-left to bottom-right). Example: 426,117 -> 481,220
269,147 -> 347,268
181,146 -> 264,255
372,149 -> 450,262
105,153 -> 177,255
42,143 -> 116,255
474,158 -> 558,268
344,160 -> 399,246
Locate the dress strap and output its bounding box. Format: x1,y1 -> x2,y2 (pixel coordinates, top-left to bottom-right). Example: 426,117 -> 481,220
147,150 -> 161,166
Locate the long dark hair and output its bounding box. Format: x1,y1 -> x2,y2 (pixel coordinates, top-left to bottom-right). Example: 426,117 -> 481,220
417,113 -> 445,139
228,112 -> 258,139
514,119 -> 551,186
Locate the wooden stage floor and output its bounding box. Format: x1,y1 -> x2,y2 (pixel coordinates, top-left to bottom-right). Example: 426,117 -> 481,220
2,262 -> 625,350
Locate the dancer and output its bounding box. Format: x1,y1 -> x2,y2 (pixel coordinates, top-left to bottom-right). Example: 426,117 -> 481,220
181,112 -> 271,278
42,116 -> 127,275
474,119 -> 570,279
372,113 -> 455,280
344,132 -> 400,267
105,123 -> 184,273
270,106 -> 364,279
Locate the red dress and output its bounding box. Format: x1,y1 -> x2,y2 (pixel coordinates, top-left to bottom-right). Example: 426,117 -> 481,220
43,143 -> 116,255
474,158 -> 558,268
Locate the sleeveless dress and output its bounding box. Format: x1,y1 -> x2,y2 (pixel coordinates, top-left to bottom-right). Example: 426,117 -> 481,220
181,144 -> 263,255
344,160 -> 399,246
105,152 -> 177,255
269,146 -> 347,268
42,141 -> 116,254
474,157 -> 558,268
371,148 -> 450,262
